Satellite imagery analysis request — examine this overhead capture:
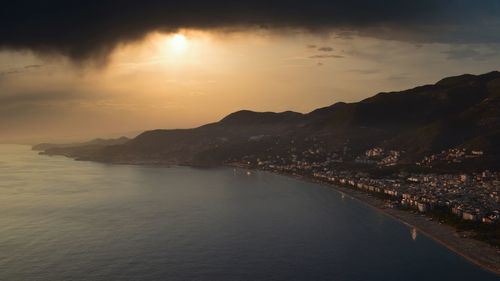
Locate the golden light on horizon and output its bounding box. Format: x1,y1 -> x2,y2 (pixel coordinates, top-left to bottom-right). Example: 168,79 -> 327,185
4,28 -> 486,144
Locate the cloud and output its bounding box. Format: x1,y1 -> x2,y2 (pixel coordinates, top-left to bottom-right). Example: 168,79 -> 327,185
335,31 -> 355,40
442,46 -> 499,61
1,1 -> 500,62
318,46 -> 333,52
309,54 -> 343,59
0,91 -> 64,105
387,74 -> 410,81
24,64 -> 44,69
0,64 -> 45,77
0,69 -> 23,76
348,69 -> 379,75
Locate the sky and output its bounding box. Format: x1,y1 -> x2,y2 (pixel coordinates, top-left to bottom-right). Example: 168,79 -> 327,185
1,1 -> 500,143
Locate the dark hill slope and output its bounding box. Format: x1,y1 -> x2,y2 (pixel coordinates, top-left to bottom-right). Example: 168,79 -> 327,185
87,110 -> 304,164
36,71 -> 500,168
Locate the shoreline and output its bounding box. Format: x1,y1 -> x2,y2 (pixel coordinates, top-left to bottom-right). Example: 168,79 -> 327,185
236,166 -> 500,276
29,149 -> 500,276
330,184 -> 500,276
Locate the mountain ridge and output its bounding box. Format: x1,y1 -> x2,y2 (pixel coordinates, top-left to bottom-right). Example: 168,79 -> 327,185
36,71 -> 500,170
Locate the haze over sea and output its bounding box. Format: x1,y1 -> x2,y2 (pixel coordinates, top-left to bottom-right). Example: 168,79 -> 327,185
0,145 -> 497,281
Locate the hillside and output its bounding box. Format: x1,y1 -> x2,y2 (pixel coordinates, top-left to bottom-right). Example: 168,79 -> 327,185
35,71 -> 500,170
35,137 -> 130,159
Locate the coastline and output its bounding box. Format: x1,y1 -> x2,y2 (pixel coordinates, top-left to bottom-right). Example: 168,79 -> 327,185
331,183 -> 500,276
237,166 -> 500,276
29,149 -> 500,276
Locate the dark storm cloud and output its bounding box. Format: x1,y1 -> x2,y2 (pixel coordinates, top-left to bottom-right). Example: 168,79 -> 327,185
1,1 -> 499,62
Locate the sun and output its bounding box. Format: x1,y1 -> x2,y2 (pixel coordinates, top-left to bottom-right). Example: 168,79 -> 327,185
171,34 -> 187,52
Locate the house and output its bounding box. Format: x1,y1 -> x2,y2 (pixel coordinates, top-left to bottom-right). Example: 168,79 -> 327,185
462,211 -> 478,221
417,202 -> 427,213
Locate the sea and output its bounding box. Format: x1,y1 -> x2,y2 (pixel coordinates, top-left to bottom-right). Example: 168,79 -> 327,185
0,144 -> 498,281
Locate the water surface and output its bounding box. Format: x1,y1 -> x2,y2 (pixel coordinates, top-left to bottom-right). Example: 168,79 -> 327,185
0,145 -> 497,280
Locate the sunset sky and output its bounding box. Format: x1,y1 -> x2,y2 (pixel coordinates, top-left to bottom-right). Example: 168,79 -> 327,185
1,1 -> 500,143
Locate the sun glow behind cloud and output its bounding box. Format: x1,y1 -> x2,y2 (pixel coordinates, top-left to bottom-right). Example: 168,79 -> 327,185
170,34 -> 188,52
108,31 -> 216,69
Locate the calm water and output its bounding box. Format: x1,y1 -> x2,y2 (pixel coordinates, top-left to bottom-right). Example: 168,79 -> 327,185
0,145 -> 498,281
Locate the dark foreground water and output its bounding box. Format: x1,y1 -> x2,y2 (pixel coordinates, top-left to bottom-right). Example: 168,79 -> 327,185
0,145 -> 498,281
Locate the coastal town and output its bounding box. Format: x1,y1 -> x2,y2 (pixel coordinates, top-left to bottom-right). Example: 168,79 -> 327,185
228,142 -> 500,232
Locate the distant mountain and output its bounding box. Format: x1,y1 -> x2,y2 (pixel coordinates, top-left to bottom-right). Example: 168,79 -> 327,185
34,137 -> 130,158
35,71 -> 500,170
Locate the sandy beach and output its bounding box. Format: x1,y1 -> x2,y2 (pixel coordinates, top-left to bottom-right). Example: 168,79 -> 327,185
325,182 -> 500,276
236,166 -> 500,276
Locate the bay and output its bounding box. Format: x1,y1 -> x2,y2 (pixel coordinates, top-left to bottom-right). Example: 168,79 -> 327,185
0,145 -> 497,281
